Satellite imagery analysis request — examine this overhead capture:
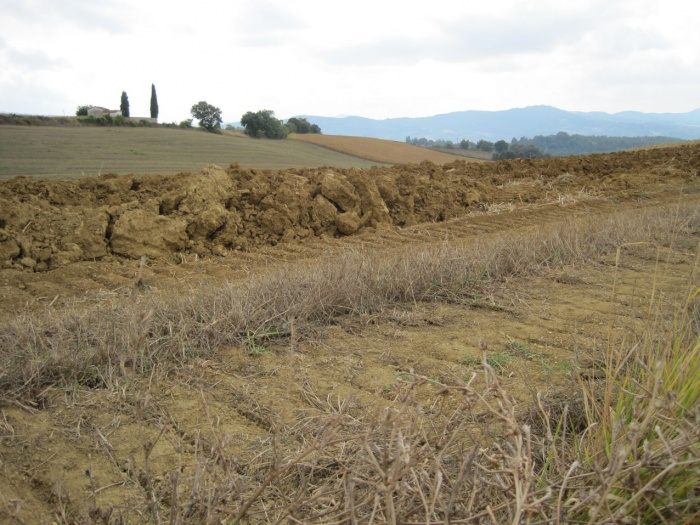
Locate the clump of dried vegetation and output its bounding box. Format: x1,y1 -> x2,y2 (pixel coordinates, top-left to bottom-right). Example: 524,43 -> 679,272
1,201 -> 699,523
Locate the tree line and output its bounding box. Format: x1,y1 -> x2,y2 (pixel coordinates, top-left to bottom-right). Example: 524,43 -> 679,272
77,91 -> 322,138
405,136 -> 544,158
509,132 -> 681,156
407,131 -> 683,159
186,104 -> 322,137
240,111 -> 321,138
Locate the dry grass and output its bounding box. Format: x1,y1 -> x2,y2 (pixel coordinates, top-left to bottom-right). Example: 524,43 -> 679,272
289,134 -> 476,165
1,202 -> 699,523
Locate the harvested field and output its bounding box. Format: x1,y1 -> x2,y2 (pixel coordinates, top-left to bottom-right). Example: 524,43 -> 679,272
0,126 -> 386,179
289,133 -> 474,164
0,142 -> 699,524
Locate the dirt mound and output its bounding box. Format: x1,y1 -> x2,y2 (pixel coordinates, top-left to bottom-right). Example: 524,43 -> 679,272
0,143 -> 698,270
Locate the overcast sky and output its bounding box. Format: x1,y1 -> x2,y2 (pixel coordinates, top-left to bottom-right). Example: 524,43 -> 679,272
1,0 -> 698,124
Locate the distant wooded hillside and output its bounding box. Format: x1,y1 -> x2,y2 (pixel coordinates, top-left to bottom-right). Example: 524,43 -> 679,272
510,132 -> 683,156
406,132 -> 683,158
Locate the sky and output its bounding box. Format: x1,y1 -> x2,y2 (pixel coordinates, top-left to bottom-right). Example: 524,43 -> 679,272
1,0 -> 698,124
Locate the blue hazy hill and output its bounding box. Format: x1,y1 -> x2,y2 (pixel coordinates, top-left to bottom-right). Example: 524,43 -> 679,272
299,106 -> 700,142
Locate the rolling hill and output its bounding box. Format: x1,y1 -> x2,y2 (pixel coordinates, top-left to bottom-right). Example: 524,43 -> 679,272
0,126 -> 488,180
0,126 -> 386,179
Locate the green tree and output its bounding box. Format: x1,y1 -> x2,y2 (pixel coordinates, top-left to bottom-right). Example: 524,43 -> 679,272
285,117 -> 321,134
476,139 -> 494,152
190,101 -> 222,133
150,84 -> 159,119
494,140 -> 509,154
75,105 -> 91,116
493,144 -> 547,160
241,109 -> 288,139
120,91 -> 130,118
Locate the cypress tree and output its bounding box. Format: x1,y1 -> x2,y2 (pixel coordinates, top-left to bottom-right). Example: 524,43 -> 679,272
150,84 -> 159,120
120,91 -> 130,117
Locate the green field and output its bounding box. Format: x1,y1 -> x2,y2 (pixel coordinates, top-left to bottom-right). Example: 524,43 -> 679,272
0,125 -> 386,179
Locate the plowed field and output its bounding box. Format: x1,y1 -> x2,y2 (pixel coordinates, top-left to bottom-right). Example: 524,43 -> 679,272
1,142 -> 699,523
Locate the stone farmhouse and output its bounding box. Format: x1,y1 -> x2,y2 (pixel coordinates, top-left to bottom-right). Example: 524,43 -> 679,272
87,106 -> 122,118
86,106 -> 157,123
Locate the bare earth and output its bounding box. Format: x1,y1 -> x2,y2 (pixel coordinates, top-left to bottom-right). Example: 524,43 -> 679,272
0,143 -> 699,523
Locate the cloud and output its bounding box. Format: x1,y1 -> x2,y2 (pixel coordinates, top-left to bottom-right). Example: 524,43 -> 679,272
445,19 -> 567,59
583,26 -> 670,61
322,39 -> 426,66
237,0 -> 304,47
590,56 -> 700,87
0,0 -> 696,120
319,12 -> 589,66
317,2 -> 671,67
0,0 -> 129,34
0,80 -> 72,115
6,48 -> 63,69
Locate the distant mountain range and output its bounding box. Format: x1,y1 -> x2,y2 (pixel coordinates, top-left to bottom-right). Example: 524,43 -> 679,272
298,106 -> 700,142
